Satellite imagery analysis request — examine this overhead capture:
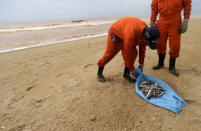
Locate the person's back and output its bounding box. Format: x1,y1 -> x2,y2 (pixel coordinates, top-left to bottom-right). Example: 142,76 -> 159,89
112,17 -> 145,29
111,17 -> 147,41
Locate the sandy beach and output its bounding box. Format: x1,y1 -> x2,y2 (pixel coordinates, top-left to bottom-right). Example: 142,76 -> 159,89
0,18 -> 201,131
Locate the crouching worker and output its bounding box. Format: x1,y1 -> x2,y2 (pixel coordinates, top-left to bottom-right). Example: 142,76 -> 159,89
97,17 -> 160,83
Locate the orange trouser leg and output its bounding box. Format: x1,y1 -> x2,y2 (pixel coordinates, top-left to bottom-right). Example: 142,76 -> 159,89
121,50 -> 127,68
168,20 -> 181,58
121,45 -> 137,71
97,30 -> 122,66
156,22 -> 168,55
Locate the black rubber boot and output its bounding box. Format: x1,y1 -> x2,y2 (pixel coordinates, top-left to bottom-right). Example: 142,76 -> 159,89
97,66 -> 106,82
169,57 -> 179,76
123,67 -> 136,83
152,54 -> 166,70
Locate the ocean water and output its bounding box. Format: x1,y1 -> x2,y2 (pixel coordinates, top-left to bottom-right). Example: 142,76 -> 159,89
0,0 -> 200,53
0,0 -> 200,24
0,19 -> 115,53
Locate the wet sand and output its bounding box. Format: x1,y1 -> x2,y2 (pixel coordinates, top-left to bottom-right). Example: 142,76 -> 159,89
0,24 -> 109,52
0,19 -> 201,130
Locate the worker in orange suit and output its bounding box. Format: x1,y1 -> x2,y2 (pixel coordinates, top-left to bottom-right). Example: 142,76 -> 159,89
97,17 -> 160,83
150,0 -> 192,76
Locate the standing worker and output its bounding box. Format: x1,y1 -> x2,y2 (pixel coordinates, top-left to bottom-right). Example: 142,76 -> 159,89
97,17 -> 160,83
150,0 -> 192,76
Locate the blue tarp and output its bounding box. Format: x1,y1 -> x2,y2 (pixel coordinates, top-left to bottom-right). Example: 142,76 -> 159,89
134,68 -> 187,114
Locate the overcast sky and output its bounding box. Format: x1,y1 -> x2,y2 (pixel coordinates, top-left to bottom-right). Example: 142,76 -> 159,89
0,0 -> 200,23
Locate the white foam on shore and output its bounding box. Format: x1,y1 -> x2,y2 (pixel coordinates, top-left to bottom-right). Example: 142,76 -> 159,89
0,32 -> 107,54
0,20 -> 116,33
1,16 -> 200,33
1,16 -> 200,54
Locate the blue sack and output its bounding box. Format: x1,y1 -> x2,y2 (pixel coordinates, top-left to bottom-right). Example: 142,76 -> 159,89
135,68 -> 187,114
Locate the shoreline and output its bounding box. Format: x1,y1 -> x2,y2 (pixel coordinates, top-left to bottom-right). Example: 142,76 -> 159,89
1,15 -> 200,29
0,16 -> 201,54
0,33 -> 107,54
0,19 -> 117,33
0,17 -> 119,30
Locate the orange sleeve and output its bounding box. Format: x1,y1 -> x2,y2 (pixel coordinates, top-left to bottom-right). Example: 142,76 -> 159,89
139,43 -> 146,64
183,0 -> 192,19
150,0 -> 158,25
123,37 -> 137,71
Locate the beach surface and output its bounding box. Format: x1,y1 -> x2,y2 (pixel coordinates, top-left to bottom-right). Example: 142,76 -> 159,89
0,19 -> 201,131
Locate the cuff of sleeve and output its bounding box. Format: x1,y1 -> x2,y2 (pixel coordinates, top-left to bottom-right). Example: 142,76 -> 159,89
183,18 -> 189,23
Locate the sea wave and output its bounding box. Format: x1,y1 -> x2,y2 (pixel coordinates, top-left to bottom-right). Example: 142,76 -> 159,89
0,19 -> 116,33
0,32 -> 107,54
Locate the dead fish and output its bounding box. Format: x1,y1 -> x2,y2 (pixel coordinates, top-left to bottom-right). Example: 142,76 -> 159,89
139,80 -> 165,99
141,81 -> 152,85
146,86 -> 154,99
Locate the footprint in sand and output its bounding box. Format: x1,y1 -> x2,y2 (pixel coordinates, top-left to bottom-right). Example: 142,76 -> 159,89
84,64 -> 94,69
30,98 -> 46,107
37,63 -> 50,68
191,118 -> 201,123
180,67 -> 201,76
72,97 -> 81,103
185,99 -> 200,105
26,85 -> 34,91
56,73 -> 64,78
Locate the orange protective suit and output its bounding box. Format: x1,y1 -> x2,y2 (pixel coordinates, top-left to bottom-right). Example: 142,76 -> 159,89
97,17 -> 147,71
150,0 -> 191,58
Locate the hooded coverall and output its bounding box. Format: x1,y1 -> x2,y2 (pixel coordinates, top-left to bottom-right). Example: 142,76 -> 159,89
150,0 -> 191,58
97,17 -> 147,71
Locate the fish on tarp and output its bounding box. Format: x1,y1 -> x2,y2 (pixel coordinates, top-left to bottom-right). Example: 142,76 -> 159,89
139,80 -> 165,99
134,68 -> 187,114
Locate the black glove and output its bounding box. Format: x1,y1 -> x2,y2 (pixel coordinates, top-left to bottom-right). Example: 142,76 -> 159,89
179,19 -> 189,34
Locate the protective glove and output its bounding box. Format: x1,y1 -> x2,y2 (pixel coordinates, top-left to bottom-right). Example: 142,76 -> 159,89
112,34 -> 122,43
138,64 -> 144,72
179,19 -> 189,34
130,70 -> 137,80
